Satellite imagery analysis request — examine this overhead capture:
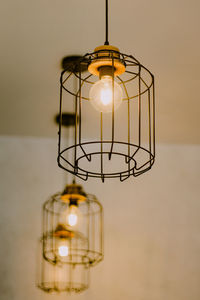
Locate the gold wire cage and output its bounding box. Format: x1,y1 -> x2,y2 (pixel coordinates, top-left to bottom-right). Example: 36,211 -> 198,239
38,182 -> 103,293
42,183 -> 103,267
37,238 -> 90,293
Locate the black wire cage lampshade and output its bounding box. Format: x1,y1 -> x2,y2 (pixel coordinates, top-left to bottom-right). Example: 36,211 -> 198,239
42,182 -> 103,269
57,0 -> 155,182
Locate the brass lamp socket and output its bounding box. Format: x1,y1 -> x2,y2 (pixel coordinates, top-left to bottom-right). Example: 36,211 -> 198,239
69,199 -> 78,207
88,44 -> 125,77
54,224 -> 74,239
99,66 -> 114,79
61,183 -> 87,203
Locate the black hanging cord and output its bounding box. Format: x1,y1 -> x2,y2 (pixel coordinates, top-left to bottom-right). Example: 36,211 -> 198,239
104,0 -> 109,45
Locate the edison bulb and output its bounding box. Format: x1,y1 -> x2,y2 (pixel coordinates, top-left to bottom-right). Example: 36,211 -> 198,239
58,243 -> 69,257
89,76 -> 123,113
67,205 -> 78,227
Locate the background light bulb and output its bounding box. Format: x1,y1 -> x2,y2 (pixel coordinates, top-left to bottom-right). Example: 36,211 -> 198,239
58,243 -> 69,257
89,76 -> 123,113
67,205 -> 78,227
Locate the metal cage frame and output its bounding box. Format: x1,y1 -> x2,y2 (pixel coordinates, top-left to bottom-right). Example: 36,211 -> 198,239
42,187 -> 103,268
37,237 -> 90,294
58,49 -> 155,182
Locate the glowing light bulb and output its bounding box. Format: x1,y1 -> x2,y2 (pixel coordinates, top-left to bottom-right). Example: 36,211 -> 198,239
58,244 -> 69,257
89,76 -> 123,113
67,205 -> 78,227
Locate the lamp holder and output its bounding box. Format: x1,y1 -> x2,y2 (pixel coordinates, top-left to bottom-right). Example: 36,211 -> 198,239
55,112 -> 77,127
61,183 -> 87,203
54,224 -> 74,238
88,45 -> 126,77
61,55 -> 88,73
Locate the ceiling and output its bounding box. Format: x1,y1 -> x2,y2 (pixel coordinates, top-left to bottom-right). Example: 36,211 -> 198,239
0,0 -> 200,144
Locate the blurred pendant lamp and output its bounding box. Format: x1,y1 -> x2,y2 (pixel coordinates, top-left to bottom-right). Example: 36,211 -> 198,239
38,63 -> 103,293
57,0 -> 155,182
38,178 -> 103,293
37,236 -> 90,293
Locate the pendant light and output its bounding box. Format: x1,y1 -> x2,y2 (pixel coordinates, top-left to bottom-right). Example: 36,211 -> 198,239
37,238 -> 90,293
38,110 -> 103,294
57,0 -> 155,182
42,181 -> 103,267
38,181 -> 103,294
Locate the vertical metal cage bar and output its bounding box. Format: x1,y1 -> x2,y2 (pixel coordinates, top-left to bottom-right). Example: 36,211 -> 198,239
42,204 -> 46,259
69,245 -> 72,291
152,76 -> 156,157
41,250 -> 45,289
92,204 -> 95,263
100,204 -> 104,263
87,200 -> 90,256
127,93 -> 130,174
58,73 -> 64,165
109,52 -> 115,160
138,65 -> 141,147
54,258 -> 57,290
51,200 -> 55,262
148,88 -> 152,164
78,70 -> 82,146
100,112 -> 104,182
74,94 -> 78,173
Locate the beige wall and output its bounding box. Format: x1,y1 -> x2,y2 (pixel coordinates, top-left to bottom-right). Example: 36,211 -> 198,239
0,136 -> 200,300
